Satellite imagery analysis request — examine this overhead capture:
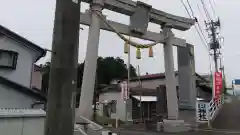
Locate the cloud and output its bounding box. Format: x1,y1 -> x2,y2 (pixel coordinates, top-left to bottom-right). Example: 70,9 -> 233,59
0,0 -> 239,85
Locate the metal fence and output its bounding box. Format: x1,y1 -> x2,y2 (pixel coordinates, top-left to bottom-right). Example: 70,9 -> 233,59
196,94 -> 224,123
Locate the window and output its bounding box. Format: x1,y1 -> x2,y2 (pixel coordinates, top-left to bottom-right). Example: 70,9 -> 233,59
110,100 -> 117,113
0,49 -> 18,69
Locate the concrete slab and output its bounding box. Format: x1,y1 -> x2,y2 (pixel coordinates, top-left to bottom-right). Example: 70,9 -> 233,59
162,119 -> 192,132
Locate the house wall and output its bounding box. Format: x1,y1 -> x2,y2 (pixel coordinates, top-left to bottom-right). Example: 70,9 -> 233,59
0,37 -> 39,87
31,69 -> 42,90
0,110 -> 45,135
0,84 -> 43,109
197,87 -> 212,101
98,92 -> 131,121
0,117 -> 45,135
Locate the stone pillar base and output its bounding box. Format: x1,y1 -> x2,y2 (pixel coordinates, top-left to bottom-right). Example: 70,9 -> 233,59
162,119 -> 193,132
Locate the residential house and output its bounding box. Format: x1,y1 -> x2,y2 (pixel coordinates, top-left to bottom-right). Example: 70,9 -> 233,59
0,25 -> 46,109
30,64 -> 42,90
98,72 -> 212,121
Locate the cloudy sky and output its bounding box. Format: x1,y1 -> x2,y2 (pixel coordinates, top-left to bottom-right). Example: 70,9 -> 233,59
0,0 -> 238,85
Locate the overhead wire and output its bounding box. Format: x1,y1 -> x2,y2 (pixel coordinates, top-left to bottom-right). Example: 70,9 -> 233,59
186,0 -> 195,17
180,0 -> 192,18
212,0 -> 217,7
180,0 -> 208,50
200,0 -> 212,21
197,4 -> 207,22
180,0 -> 213,75
186,0 -> 209,49
209,0 -> 217,19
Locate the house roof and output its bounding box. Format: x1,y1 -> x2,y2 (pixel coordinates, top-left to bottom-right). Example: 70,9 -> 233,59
100,72 -> 212,95
129,72 -> 209,83
129,72 -> 178,81
0,76 -> 46,101
99,84 -> 121,93
99,84 -> 165,96
0,25 -> 46,61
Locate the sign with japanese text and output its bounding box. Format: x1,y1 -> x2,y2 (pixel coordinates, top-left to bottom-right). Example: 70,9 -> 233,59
213,72 -> 222,98
196,101 -> 208,122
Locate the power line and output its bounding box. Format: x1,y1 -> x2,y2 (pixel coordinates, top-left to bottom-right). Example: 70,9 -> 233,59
180,0 -> 208,50
180,0 -> 212,75
212,0 -> 217,7
209,0 -> 217,19
186,0 -> 195,18
180,0 -> 192,18
197,4 -> 207,22
200,0 -> 212,21
186,0 -> 208,48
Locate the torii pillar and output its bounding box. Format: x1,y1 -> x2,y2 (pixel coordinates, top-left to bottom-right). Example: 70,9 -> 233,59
162,25 -> 179,120
178,44 -> 196,110
78,0 -> 103,119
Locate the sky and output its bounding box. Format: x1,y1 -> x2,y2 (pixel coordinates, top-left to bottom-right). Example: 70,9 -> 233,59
0,0 -> 238,86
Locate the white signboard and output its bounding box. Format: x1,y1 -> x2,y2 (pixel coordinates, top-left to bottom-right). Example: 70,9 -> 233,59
196,101 -> 208,122
121,81 -> 129,101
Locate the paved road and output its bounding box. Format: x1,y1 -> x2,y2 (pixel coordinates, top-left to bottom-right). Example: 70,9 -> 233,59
212,96 -> 240,130
113,129 -> 240,135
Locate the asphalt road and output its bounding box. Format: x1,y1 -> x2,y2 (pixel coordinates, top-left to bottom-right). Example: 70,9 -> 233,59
212,96 -> 240,130
113,129 -> 240,135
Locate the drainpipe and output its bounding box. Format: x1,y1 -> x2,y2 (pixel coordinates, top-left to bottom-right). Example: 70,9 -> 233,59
29,64 -> 34,88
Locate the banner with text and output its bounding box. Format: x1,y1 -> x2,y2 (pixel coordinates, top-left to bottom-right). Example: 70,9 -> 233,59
121,81 -> 129,101
213,72 -> 222,98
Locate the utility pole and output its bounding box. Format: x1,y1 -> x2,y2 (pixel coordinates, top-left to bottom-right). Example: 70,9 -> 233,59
220,53 -> 227,94
126,37 -> 131,122
44,0 -> 80,135
137,65 -> 142,121
206,19 -> 221,72
232,80 -> 235,96
206,19 -> 227,95
212,22 -> 218,72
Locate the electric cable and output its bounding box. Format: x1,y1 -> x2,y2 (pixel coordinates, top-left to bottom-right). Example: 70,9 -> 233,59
200,0 -> 212,21
180,0 -> 213,75
180,0 -> 209,50
209,0 -> 217,19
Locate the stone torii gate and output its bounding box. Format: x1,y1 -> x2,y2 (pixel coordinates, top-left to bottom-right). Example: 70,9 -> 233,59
77,0 -> 195,120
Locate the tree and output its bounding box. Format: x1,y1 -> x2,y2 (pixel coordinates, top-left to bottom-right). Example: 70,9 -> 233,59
41,57 -> 137,108
94,57 -> 137,85
41,56 -> 137,93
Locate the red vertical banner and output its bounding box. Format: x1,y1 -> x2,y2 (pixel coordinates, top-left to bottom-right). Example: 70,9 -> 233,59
214,72 -> 222,99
